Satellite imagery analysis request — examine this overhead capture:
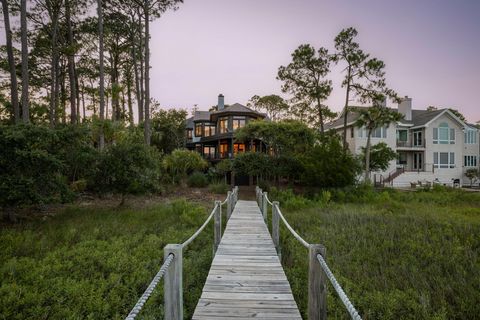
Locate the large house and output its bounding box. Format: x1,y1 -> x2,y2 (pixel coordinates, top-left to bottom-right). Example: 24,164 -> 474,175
186,94 -> 267,185
326,97 -> 480,187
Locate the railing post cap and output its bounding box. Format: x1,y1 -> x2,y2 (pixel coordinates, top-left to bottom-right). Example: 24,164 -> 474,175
273,201 -> 279,205
165,243 -> 182,251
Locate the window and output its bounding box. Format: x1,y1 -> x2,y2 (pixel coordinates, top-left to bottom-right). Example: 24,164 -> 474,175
233,143 -> 245,155
371,126 -> 387,138
434,152 -> 455,168
397,152 -> 407,166
397,130 -> 408,142
219,117 -> 228,134
357,127 -> 363,138
433,122 -> 454,144
413,130 -> 423,146
232,117 -> 246,131
464,155 -> 477,167
219,143 -> 229,158
204,123 -> 216,137
203,146 -> 216,159
350,127 -> 354,138
195,123 -> 202,137
465,129 -> 477,144
186,129 -> 192,139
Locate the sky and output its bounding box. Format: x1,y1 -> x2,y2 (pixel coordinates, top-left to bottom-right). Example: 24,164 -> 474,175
150,0 -> 480,122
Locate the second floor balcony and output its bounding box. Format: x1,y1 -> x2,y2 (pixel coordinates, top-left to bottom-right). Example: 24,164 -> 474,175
396,139 -> 425,148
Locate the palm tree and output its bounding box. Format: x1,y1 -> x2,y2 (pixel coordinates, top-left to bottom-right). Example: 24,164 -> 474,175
355,103 -> 403,183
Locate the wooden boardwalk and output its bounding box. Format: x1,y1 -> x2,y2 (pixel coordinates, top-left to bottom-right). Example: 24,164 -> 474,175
192,200 -> 302,319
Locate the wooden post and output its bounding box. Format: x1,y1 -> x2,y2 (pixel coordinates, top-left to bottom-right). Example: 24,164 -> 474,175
164,244 -> 183,320
262,192 -> 268,221
308,244 -> 327,320
214,201 -> 221,254
227,191 -> 232,220
272,201 -> 280,255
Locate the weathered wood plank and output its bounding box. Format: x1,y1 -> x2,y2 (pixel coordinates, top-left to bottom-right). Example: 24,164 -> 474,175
192,200 -> 301,319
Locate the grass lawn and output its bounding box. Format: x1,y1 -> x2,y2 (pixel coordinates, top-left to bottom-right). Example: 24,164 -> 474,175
0,195 -> 221,320
271,187 -> 480,320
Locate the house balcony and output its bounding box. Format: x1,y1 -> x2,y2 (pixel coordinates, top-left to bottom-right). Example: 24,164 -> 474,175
396,139 -> 426,149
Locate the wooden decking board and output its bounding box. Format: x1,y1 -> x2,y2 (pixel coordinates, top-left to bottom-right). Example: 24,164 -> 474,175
192,200 -> 302,319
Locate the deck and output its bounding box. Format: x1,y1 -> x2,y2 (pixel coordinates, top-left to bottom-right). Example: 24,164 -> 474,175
192,200 -> 302,319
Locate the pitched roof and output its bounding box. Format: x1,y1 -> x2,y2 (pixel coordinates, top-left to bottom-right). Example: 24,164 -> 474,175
212,103 -> 264,116
186,116 -> 194,129
325,106 -> 453,130
193,111 -> 211,122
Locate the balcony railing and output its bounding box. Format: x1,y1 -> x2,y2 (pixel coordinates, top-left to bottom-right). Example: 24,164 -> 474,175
396,139 -> 425,148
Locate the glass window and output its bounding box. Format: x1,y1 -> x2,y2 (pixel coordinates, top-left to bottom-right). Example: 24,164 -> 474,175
233,143 -> 245,155
465,130 -> 477,144
204,124 -> 216,137
357,127 -> 363,138
371,126 -> 387,138
465,155 -> 478,167
186,129 -> 192,139
397,152 -> 407,165
195,123 -> 202,137
350,127 -> 354,138
397,130 -> 408,142
232,117 -> 246,131
413,131 -> 423,146
434,152 -> 455,169
219,117 -> 228,134
219,143 -> 229,158
203,146 -> 216,159
434,122 -> 454,144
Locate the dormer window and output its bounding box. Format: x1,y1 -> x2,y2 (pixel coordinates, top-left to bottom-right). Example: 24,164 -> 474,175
433,122 -> 454,144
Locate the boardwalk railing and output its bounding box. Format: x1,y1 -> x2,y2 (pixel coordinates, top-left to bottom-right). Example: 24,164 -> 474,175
256,186 -> 362,320
125,186 -> 239,320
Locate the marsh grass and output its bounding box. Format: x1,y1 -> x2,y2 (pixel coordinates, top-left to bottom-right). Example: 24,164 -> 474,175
0,199 -> 214,319
271,186 -> 480,319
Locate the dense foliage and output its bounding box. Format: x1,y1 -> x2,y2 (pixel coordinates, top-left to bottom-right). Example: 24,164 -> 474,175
269,186 -> 480,319
0,200 -> 214,319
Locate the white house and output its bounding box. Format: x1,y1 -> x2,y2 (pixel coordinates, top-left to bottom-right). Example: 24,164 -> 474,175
325,97 -> 479,187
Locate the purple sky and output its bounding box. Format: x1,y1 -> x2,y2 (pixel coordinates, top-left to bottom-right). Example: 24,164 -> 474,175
152,0 -> 480,122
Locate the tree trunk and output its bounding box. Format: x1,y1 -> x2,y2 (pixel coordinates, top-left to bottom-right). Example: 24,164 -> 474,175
1,0 -> 20,124
144,1 -> 151,145
98,0 -> 105,150
49,7 -> 60,127
127,73 -> 134,126
316,97 -> 324,133
131,34 -> 142,123
365,129 -> 372,183
60,61 -> 67,123
137,12 -> 145,123
342,66 -> 352,150
20,0 -> 29,123
65,0 -> 77,124
81,80 -> 86,121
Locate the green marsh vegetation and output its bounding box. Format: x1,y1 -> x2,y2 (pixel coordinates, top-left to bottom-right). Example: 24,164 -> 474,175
268,186 -> 480,319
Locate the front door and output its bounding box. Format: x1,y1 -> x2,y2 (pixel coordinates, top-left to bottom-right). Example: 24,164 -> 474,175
413,152 -> 423,170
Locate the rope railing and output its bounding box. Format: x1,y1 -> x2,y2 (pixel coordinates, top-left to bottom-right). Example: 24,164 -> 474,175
125,253 -> 175,320
256,186 -> 362,320
125,186 -> 238,320
316,254 -> 362,320
275,205 -> 309,249
181,203 -> 218,248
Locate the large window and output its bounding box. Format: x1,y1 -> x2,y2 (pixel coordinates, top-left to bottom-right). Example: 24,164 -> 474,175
204,123 -> 216,137
195,123 -> 202,137
433,122 -> 455,144
434,152 -> 455,168
233,143 -> 245,155
232,117 -> 246,131
203,146 -> 216,159
219,117 -> 228,134
413,130 -> 423,146
357,126 -> 386,138
464,155 -> 477,167
465,129 -> 477,144
219,142 -> 229,158
396,130 -> 408,142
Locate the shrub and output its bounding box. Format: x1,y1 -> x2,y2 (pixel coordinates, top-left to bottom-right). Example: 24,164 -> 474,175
188,172 -> 208,188
163,149 -> 208,184
209,182 -> 230,194
300,134 -> 360,188
92,141 -> 162,202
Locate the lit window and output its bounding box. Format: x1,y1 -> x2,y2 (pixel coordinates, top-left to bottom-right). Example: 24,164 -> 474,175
219,143 -> 229,158
433,123 -> 454,144
204,123 -> 216,137
232,117 -> 246,131
203,146 -> 216,159
233,143 -> 245,155
195,123 -> 202,137
219,117 -> 228,133
186,129 -> 192,139
434,152 -> 455,168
